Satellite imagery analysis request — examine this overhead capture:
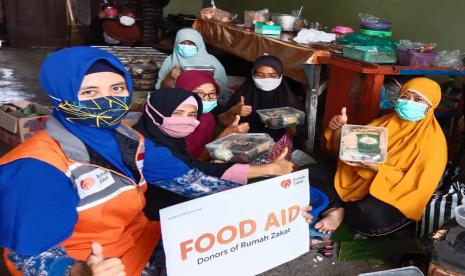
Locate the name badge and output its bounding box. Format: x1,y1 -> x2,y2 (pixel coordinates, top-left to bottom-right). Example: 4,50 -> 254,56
75,168 -> 116,199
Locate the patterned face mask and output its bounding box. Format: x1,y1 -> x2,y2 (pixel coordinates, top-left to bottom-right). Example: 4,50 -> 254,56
57,96 -> 131,128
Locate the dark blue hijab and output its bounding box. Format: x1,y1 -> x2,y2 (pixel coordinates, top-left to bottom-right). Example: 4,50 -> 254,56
40,46 -> 135,179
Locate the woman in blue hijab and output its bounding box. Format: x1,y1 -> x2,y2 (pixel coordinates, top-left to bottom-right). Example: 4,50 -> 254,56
0,46 -> 238,275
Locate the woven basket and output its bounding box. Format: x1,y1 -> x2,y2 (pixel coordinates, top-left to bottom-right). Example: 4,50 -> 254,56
397,48 -> 438,66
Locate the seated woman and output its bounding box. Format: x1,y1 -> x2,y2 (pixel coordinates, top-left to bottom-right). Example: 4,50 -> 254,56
222,55 -> 306,161
316,77 -> 447,237
155,28 -> 230,104
0,46 -> 238,276
175,70 -> 249,160
133,88 -> 295,215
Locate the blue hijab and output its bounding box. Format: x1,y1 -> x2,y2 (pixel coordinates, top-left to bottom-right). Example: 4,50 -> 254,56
40,46 -> 135,179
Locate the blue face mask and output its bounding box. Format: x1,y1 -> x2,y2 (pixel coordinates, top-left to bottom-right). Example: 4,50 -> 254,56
394,99 -> 428,122
57,96 -> 131,128
202,100 -> 217,113
177,44 -> 198,58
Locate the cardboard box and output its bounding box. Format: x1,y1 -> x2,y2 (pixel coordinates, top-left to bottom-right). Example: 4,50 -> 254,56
0,101 -> 52,146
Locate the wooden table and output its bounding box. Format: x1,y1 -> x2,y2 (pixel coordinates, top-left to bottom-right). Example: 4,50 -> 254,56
193,18 -> 331,153
319,54 -> 465,130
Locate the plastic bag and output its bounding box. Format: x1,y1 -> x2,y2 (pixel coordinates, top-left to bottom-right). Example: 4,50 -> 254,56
398,40 -> 437,52
337,32 -> 398,51
244,9 -> 269,27
433,50 -> 464,68
201,7 -> 237,22
200,0 -> 237,23
358,13 -> 380,23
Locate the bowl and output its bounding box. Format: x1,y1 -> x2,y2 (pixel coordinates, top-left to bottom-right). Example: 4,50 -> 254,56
271,13 -> 297,31
360,20 -> 392,31
309,187 -> 329,226
455,205 -> 465,227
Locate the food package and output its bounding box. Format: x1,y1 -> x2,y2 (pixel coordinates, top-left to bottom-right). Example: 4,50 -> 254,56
200,7 -> 236,23
254,21 -> 282,35
339,125 -> 388,163
206,133 -> 274,163
256,107 -> 305,129
244,9 -> 269,27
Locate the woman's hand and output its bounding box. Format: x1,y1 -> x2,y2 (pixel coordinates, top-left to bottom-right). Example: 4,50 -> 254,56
170,65 -> 181,80
218,115 -> 250,138
328,107 -> 348,130
286,126 -> 297,137
231,96 -> 252,117
301,205 -> 313,224
268,147 -> 294,176
342,160 -> 378,172
70,243 -> 125,276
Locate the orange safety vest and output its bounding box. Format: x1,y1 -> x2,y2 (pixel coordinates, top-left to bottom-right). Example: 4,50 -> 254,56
1,117 -> 160,276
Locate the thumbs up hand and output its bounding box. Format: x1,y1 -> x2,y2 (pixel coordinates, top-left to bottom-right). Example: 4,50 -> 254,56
269,147 -> 294,176
219,115 -> 250,138
328,107 -> 348,130
70,243 -> 126,276
231,96 -> 252,117
170,64 -> 181,80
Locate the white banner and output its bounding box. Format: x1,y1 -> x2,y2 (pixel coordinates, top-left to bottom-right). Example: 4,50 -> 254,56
160,169 -> 310,276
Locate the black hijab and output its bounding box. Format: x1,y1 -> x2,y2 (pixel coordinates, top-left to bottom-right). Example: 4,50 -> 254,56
224,55 -> 304,141
134,88 -> 233,177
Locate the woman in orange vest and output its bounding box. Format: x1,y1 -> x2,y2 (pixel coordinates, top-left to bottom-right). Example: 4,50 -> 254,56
0,46 -> 240,276
1,46 -> 314,275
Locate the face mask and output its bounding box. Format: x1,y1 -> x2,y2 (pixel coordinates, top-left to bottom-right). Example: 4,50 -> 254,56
145,101 -> 200,138
119,15 -> 135,26
253,76 -> 282,91
177,44 -> 198,58
103,32 -> 120,45
394,99 -> 428,122
202,100 -> 217,113
57,96 -> 131,128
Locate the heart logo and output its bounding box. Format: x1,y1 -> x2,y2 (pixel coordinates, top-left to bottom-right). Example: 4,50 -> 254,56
280,179 -> 292,189
80,177 -> 95,190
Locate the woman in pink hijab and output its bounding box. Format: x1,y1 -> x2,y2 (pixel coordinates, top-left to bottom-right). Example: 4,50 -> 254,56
175,70 -> 249,161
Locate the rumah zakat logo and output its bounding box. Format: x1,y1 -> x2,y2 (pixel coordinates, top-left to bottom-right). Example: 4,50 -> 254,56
80,177 -> 95,190
280,179 -> 292,189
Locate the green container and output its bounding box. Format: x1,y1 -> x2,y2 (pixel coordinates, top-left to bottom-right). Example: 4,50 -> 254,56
342,45 -> 397,64
356,133 -> 381,154
255,22 -> 282,35
360,28 -> 392,37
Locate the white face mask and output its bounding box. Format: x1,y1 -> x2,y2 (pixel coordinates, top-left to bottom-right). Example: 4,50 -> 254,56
103,32 -> 120,44
119,15 -> 135,26
253,76 -> 282,91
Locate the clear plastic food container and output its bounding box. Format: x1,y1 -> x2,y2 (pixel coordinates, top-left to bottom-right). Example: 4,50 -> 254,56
339,124 -> 388,163
206,133 -> 274,163
183,65 -> 216,75
256,107 -> 305,129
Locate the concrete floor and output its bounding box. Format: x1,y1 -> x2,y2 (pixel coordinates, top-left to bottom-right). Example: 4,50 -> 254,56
0,47 -> 391,276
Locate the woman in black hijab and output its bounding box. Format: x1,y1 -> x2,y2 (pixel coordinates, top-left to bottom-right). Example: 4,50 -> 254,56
221,55 -> 306,160
134,88 -> 295,216
134,88 -> 233,177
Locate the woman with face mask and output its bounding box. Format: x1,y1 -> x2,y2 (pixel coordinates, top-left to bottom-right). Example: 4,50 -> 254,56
174,70 -> 249,160
155,28 -> 230,104
133,87 -> 305,219
315,77 -> 447,237
222,55 -> 306,161
0,46 -> 238,276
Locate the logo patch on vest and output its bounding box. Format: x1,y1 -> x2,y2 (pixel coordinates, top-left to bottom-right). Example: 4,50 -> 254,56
75,168 -> 116,199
